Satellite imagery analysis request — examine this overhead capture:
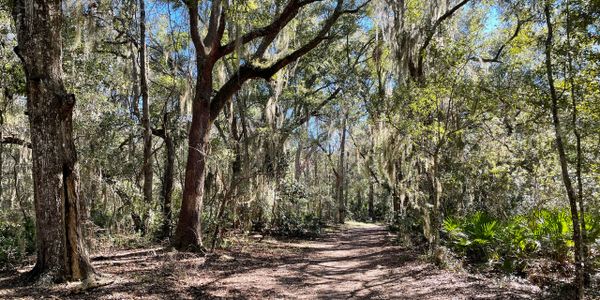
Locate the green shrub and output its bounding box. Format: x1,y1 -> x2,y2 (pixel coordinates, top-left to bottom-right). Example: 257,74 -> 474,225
271,212 -> 324,238
269,179 -> 324,238
497,215 -> 537,273
584,211 -> 600,244
443,212 -> 499,263
442,208 -> 598,273
389,209 -> 427,245
0,217 -> 36,269
529,209 -> 573,261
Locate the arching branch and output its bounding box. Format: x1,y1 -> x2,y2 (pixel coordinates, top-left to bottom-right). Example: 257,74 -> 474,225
1,136 -> 31,148
209,0 -> 365,121
469,15 -> 531,63
413,0 -> 472,81
217,0 -> 322,59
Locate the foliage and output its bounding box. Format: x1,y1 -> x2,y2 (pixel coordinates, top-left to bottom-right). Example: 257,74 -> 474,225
529,209 -> 574,261
0,217 -> 35,269
443,208 -> 600,273
443,212 -> 500,263
269,179 -> 325,237
271,212 -> 325,238
0,0 -> 598,294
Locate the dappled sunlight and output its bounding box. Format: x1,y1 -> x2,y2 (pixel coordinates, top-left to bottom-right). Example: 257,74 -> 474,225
0,224 -> 541,299
1,0 -> 598,298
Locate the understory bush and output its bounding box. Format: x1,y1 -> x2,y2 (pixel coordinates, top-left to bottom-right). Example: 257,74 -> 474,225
443,208 -> 600,273
269,179 -> 326,238
389,209 -> 427,246
0,217 -> 35,269
271,212 -> 324,238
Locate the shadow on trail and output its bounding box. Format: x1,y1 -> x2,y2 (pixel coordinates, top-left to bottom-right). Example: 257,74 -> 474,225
190,224 -> 540,299
0,223 -> 541,299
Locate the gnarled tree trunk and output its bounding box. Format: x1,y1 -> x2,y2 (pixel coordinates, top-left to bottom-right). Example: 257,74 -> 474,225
12,0 -> 95,282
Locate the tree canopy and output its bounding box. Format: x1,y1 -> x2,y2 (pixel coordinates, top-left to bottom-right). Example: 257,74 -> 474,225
0,0 -> 599,298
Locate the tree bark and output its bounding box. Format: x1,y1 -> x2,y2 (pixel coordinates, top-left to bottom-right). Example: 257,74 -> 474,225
172,83 -> 212,251
566,0 -> 589,284
393,160 -> 403,214
12,150 -> 21,213
368,182 -> 374,220
295,139 -> 303,181
160,131 -> 175,239
12,0 -> 95,282
210,104 -> 241,251
0,109 -> 4,207
112,186 -> 145,234
139,0 -> 153,235
429,153 -> 442,253
544,3 -> 584,298
337,113 -> 347,223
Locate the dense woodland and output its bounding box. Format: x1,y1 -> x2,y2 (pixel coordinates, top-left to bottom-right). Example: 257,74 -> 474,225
0,0 -> 599,298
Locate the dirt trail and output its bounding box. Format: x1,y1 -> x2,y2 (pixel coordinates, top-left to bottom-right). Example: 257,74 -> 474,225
0,222 -> 541,299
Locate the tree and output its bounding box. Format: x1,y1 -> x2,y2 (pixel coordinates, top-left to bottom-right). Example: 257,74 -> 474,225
544,1 -> 584,297
336,112 -> 348,223
11,0 -> 95,282
172,0 -> 365,251
139,0 -> 153,235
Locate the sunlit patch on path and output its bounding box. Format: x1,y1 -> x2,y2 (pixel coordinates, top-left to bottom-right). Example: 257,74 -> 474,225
0,223 -> 541,299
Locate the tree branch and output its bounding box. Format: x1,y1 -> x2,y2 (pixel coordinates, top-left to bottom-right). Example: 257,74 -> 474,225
217,0 -> 321,58
316,140 -> 339,178
469,15 -> 530,64
284,87 -> 341,132
204,0 -> 223,50
187,0 -> 207,59
414,0 -> 471,80
1,136 -> 31,148
210,0 -> 361,121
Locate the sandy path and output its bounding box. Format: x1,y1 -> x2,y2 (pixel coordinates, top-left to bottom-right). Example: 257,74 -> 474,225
0,222 -> 541,299
192,223 -> 540,299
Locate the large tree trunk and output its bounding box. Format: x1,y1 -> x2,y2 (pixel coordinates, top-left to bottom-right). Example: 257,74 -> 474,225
173,88 -> 211,251
139,0 -> 153,234
12,0 -> 95,282
171,0 -> 215,252
544,3 -> 584,298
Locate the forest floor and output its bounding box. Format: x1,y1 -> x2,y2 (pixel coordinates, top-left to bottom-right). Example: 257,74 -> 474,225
0,222 -> 545,299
